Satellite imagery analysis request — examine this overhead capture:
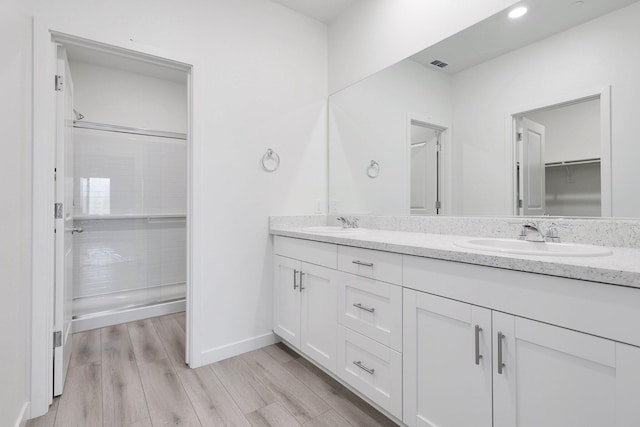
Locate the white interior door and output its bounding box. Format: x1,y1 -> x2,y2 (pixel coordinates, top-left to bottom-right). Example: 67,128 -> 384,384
410,123 -> 440,215
53,45 -> 75,396
519,117 -> 546,216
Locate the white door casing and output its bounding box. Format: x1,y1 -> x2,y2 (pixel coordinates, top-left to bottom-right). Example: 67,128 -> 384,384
53,45 -> 74,396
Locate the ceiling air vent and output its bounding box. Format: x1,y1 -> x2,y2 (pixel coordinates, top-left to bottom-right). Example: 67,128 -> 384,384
430,60 -> 449,68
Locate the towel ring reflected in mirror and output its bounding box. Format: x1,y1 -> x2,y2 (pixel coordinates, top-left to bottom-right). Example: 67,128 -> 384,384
262,148 -> 280,172
367,160 -> 380,178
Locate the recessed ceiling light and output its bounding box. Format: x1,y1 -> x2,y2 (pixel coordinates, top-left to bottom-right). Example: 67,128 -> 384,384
508,6 -> 528,19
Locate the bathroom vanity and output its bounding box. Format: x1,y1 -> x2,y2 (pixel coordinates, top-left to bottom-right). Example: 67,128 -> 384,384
270,219 -> 640,427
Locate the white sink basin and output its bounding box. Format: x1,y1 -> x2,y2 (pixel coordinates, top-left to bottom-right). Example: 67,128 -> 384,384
302,226 -> 367,235
455,238 -> 612,257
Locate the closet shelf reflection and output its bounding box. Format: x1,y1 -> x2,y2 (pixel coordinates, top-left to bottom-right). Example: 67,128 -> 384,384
545,158 -> 600,168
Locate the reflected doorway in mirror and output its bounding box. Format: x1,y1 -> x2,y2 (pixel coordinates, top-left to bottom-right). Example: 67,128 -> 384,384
408,119 -> 447,216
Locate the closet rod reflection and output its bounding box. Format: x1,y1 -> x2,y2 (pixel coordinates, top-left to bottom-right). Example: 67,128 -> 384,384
74,120 -> 187,140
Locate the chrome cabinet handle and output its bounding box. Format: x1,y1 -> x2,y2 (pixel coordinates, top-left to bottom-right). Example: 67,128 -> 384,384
352,260 -> 374,267
497,332 -> 506,374
293,269 -> 299,290
475,325 -> 483,365
353,303 -> 375,313
353,360 -> 375,375
299,272 -> 305,292
71,227 -> 83,234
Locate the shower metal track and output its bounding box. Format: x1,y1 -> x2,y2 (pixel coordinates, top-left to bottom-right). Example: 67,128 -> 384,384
72,297 -> 186,320
74,120 -> 187,140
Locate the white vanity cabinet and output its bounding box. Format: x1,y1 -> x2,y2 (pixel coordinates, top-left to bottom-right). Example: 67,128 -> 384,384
403,289 -> 640,427
403,255 -> 640,427
493,312 -> 640,427
273,237 -> 339,372
403,290 -> 492,427
273,234 -> 640,427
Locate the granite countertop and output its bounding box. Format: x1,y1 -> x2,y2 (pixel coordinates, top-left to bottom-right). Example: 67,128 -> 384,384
270,226 -> 640,289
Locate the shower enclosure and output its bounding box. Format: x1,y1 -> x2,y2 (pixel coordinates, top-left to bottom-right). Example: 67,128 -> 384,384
65,45 -> 189,331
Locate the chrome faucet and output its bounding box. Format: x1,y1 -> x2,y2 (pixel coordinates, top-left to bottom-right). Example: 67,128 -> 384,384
517,221 -> 569,243
337,216 -> 360,228
518,221 -> 545,242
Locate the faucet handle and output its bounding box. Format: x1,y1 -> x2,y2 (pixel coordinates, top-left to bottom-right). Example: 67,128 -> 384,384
349,216 -> 360,228
545,222 -> 569,243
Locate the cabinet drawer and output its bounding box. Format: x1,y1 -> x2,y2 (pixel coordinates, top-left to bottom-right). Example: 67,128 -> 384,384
337,272 -> 402,351
274,236 -> 337,269
337,245 -> 402,284
337,326 -> 402,419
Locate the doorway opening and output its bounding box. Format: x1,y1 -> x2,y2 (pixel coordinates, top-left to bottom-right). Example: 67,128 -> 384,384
409,119 -> 446,215
50,34 -> 191,400
510,87 -> 611,217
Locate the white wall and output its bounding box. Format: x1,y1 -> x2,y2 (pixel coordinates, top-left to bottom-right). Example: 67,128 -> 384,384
328,0 -> 517,93
28,0 -> 328,417
525,98 -> 600,164
70,61 -> 188,133
329,59 -> 451,214
0,3 -> 32,426
451,2 -> 640,216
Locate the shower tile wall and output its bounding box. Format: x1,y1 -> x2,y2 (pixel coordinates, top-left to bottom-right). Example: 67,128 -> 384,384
72,128 -> 186,316
74,128 -> 186,216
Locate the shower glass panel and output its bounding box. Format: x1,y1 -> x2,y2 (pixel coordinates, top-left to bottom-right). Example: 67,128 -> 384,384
72,127 -> 186,322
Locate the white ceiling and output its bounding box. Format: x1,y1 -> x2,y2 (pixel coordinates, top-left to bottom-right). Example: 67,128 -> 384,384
411,0 -> 639,74
269,0 -> 357,23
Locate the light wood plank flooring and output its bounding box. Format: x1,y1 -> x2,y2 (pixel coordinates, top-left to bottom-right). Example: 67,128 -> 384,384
28,313 -> 397,427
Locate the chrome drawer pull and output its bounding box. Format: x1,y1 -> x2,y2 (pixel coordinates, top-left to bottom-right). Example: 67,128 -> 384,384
352,260 -> 374,267
293,269 -> 299,290
475,325 -> 483,365
497,332 -> 506,374
353,303 -> 375,313
353,360 -> 375,375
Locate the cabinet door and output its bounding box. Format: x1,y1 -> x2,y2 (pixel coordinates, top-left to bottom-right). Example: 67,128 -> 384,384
300,262 -> 338,372
403,289 -> 492,427
273,255 -> 301,348
493,312 -> 640,427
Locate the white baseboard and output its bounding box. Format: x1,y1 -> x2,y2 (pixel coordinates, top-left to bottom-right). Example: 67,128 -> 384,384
73,299 -> 186,332
15,402 -> 30,427
197,332 -> 277,367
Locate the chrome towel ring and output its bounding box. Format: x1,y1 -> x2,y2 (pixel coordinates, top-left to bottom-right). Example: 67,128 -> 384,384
262,149 -> 280,172
367,160 -> 380,178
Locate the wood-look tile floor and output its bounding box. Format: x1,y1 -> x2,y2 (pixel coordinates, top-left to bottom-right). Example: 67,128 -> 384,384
28,313 -> 397,427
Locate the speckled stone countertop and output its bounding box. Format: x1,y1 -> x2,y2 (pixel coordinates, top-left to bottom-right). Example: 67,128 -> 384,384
270,225 -> 640,289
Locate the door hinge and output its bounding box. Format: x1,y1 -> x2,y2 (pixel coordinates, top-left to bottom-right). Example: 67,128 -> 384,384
435,200 -> 442,210
53,331 -> 62,348
518,199 -> 523,208
54,203 -> 63,219
517,130 -> 523,141
435,143 -> 441,152
55,74 -> 64,91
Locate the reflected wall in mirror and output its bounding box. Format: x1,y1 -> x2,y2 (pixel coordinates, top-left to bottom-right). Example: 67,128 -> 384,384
329,0 -> 640,218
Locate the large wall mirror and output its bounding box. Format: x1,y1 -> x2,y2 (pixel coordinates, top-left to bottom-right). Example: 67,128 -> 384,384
329,0 -> 640,218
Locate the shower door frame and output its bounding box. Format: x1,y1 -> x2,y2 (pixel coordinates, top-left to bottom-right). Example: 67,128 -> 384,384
30,22 -> 196,418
